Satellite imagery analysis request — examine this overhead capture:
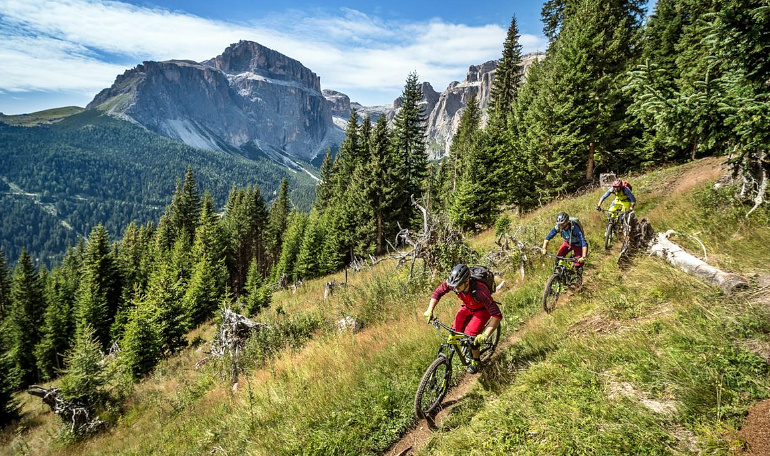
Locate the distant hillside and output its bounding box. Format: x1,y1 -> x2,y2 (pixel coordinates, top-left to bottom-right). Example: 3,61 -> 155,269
0,106 -> 85,126
0,109 -> 317,266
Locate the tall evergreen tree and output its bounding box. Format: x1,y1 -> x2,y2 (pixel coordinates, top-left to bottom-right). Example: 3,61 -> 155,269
0,248 -> 10,321
272,212 -> 308,283
168,166 -> 202,243
6,250 -> 45,388
183,192 -> 229,328
0,332 -> 19,427
224,185 -> 268,295
391,72 -> 428,229
59,324 -> 106,407
120,294 -> 163,379
367,115 -> 397,255
488,15 -> 524,129
34,268 -> 76,380
266,179 -> 292,268
294,209 -> 327,280
75,225 -> 121,349
244,256 -> 271,316
314,149 -> 335,213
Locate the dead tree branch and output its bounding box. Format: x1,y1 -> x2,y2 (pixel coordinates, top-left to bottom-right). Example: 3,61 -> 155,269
27,386 -> 105,437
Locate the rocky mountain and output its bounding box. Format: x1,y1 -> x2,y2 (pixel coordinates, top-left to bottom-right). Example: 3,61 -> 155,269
324,52 -> 544,160
88,41 -> 344,167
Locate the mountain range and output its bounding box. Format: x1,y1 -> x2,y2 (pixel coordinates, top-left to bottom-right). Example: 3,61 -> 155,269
0,40 -> 543,265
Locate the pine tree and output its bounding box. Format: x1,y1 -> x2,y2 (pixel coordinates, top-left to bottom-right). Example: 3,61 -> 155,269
0,332 -> 20,427
272,212 -> 308,283
391,72 -> 428,228
6,250 -> 45,388
367,115 -> 397,255
75,225 -> 121,349
244,256 -> 271,316
314,149 -> 335,213
120,294 -> 162,379
224,185 -> 268,295
488,15 -> 524,129
59,324 -> 106,406
34,268 -> 75,380
266,179 -> 291,269
143,255 -> 187,354
168,166 -> 202,243
294,209 -> 327,279
0,248 -> 10,321
183,192 -> 229,328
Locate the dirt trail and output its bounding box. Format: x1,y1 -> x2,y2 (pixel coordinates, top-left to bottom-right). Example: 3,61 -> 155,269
384,312 -> 549,456
385,158 -> 736,456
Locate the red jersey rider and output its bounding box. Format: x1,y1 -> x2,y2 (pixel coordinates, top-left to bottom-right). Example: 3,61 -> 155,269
423,264 -> 502,374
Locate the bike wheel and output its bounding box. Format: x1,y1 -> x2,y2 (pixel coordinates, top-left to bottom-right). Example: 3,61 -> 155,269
479,325 -> 501,363
414,354 -> 452,419
542,274 -> 563,313
604,221 -> 614,250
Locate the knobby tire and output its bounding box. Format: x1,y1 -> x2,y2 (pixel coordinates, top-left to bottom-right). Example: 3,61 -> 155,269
542,273 -> 563,313
604,221 -> 614,250
414,354 -> 452,419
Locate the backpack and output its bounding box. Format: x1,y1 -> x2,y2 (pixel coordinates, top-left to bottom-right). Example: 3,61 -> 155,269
554,217 -> 587,247
469,266 -> 497,294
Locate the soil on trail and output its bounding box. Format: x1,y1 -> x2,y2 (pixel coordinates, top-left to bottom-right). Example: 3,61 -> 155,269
384,313 -> 548,456
740,399 -> 770,455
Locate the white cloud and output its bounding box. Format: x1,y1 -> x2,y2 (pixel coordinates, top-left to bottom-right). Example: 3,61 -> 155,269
0,0 -> 547,106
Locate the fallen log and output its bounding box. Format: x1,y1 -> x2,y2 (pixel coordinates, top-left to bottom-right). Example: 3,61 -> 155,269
649,230 -> 748,295
27,385 -> 104,437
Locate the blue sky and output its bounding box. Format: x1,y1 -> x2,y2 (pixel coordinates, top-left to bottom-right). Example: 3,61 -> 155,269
0,0 -> 656,115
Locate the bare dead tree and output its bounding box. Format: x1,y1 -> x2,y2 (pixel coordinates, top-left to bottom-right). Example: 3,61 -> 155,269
728,148 -> 769,217
197,308 -> 271,384
389,195 -> 471,279
27,386 -> 105,438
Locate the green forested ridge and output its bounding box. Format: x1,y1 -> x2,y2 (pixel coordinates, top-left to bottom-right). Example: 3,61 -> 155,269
0,0 -> 769,451
0,110 -> 316,266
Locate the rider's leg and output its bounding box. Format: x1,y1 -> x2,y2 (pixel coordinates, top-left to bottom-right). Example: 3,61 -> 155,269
556,241 -> 571,258
464,311 -> 491,361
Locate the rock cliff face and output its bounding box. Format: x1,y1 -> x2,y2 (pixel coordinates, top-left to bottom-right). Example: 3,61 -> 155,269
323,52 -> 544,160
88,41 -> 343,163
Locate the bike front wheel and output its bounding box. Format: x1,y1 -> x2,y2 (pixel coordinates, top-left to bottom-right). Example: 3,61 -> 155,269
604,221 -> 614,250
414,354 -> 452,419
542,273 -> 563,313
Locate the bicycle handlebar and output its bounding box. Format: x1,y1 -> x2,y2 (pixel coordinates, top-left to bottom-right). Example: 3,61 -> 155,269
429,317 -> 475,340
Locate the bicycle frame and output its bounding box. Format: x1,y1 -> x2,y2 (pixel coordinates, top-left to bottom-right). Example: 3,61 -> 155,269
429,318 -> 477,367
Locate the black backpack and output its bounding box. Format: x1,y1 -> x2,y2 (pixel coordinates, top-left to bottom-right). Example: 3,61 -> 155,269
469,266 -> 496,294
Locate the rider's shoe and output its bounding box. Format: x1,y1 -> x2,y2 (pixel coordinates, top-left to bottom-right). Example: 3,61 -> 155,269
467,359 -> 480,374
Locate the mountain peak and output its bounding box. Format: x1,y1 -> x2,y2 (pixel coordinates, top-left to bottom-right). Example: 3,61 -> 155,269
201,40 -> 321,92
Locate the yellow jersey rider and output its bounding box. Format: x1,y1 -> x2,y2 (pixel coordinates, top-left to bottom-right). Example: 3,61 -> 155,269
596,179 -> 636,215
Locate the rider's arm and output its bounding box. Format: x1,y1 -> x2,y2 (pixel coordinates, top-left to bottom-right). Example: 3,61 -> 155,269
425,281 -> 451,316
598,188 -> 613,206
574,225 -> 588,248
624,187 -> 636,204
542,228 -> 557,253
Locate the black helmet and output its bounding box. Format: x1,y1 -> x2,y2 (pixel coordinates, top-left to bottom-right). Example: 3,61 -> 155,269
447,264 -> 470,287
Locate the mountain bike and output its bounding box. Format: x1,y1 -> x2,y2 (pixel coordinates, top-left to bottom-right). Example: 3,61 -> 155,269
541,254 -> 582,313
601,208 -> 629,250
414,317 -> 500,419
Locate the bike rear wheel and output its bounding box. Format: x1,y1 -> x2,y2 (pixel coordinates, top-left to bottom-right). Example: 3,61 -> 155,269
414,354 -> 452,419
542,273 -> 563,313
479,325 -> 501,363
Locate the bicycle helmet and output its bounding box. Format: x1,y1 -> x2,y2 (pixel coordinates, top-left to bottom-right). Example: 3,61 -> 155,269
555,212 -> 569,225
612,179 -> 623,189
447,264 -> 470,287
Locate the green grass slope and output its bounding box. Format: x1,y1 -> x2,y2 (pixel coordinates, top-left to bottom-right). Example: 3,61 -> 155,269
2,157 -> 768,456
0,107 -> 85,127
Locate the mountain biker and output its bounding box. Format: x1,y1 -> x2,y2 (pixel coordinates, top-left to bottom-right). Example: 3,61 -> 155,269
596,179 -> 636,215
541,212 -> 588,267
423,264 -> 502,374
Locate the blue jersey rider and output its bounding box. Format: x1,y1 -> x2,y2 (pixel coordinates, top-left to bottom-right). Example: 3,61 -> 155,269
596,179 -> 636,215
541,212 -> 588,266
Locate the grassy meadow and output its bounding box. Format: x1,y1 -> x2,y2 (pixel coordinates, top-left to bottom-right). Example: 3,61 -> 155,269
3,157 -> 769,455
